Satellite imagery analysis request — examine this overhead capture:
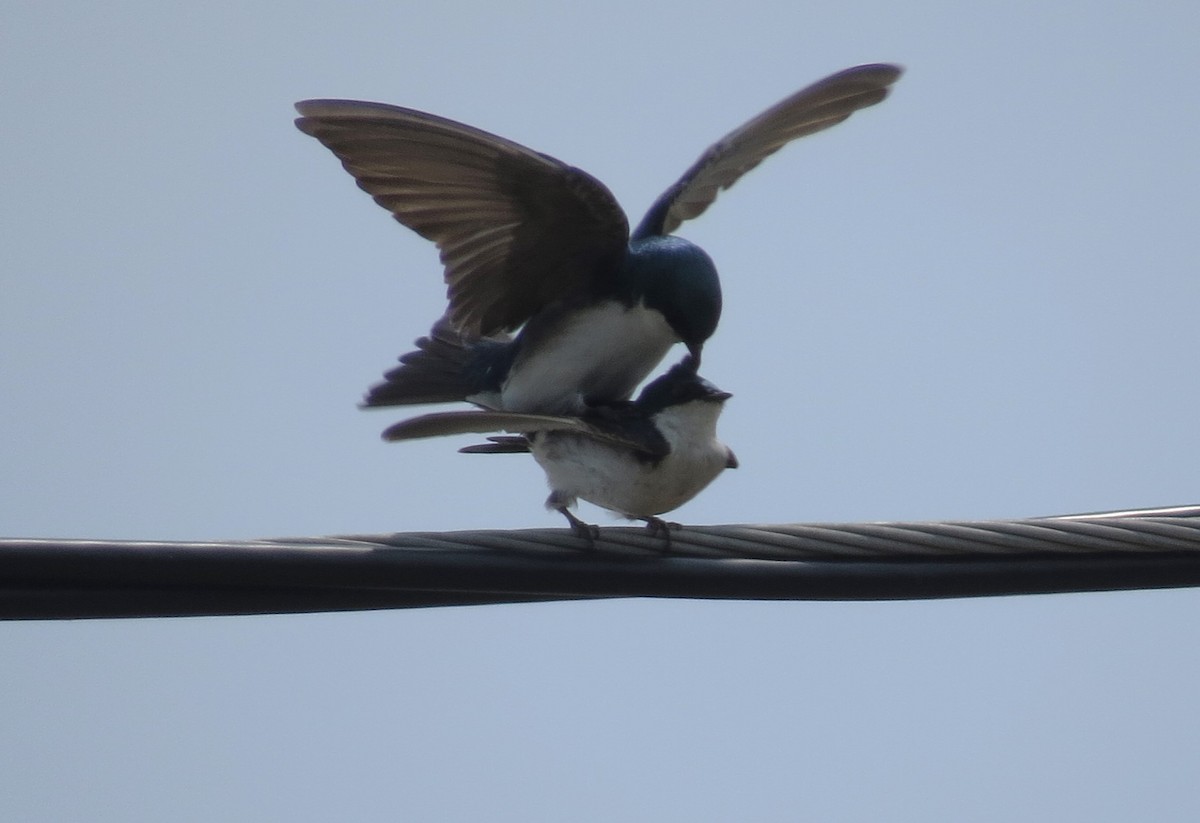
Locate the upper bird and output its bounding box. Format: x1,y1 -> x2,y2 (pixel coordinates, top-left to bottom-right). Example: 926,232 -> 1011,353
295,63 -> 901,414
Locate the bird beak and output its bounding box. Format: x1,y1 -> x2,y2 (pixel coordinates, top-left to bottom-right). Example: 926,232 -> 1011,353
685,343 -> 703,368
711,390 -> 733,402
725,449 -> 739,469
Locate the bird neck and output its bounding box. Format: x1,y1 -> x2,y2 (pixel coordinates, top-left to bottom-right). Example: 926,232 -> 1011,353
653,401 -> 724,452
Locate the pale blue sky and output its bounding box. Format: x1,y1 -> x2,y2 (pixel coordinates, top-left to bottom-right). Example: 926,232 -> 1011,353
3,2 -> 1199,820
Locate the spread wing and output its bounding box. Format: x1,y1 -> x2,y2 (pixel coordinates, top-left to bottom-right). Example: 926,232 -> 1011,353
380,409 -> 666,457
382,410 -> 584,442
296,100 -> 630,337
633,63 -> 902,239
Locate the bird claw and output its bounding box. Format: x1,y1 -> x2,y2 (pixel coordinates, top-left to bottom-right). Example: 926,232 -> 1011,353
643,517 -> 681,551
557,507 -> 600,550
572,521 -> 601,549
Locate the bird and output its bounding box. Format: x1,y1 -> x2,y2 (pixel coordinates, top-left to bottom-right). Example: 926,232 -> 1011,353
381,361 -> 737,545
295,63 -> 901,415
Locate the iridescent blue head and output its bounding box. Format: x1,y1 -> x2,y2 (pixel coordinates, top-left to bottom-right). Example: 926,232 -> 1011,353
622,235 -> 722,362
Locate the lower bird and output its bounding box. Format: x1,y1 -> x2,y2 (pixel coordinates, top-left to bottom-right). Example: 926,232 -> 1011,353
382,362 -> 737,545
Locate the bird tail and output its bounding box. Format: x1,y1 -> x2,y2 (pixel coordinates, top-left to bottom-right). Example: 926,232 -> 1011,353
459,435 -> 531,454
362,316 -> 497,407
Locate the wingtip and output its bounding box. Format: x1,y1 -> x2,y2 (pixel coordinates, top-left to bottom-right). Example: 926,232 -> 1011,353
820,63 -> 904,96
878,63 -> 905,85
292,98 -> 374,121
294,99 -> 334,117
845,62 -> 905,82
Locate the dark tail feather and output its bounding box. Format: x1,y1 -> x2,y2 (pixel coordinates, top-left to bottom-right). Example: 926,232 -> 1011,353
362,317 -> 481,407
459,435 -> 531,455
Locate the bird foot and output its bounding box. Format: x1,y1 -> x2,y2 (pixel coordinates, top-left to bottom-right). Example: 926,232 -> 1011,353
642,517 -> 681,551
557,507 -> 600,549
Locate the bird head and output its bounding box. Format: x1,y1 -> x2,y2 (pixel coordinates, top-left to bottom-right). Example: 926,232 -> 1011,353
635,359 -> 732,414
626,236 -> 722,358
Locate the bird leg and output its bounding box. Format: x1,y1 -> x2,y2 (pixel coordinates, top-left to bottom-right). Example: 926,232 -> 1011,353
557,506 -> 600,549
641,516 -> 682,551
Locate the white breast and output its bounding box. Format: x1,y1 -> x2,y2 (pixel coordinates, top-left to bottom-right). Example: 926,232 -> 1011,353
529,400 -> 731,518
496,301 -> 677,414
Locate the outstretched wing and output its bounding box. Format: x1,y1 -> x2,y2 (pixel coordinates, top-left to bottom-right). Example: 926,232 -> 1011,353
296,100 -> 630,337
380,408 -> 665,456
633,64 -> 902,239
382,410 -> 586,442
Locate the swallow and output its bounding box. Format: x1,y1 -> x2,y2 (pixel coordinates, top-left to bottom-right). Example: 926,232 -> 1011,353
381,361 -> 737,544
295,63 -> 901,414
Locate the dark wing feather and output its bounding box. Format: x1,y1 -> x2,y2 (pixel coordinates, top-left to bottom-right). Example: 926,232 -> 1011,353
296,100 -> 630,336
459,435 -> 532,454
381,410 -> 587,442
380,409 -> 663,455
633,64 -> 902,239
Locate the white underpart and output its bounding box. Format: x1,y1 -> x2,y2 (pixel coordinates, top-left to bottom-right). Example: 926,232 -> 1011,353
530,400 -> 732,519
492,301 -> 677,414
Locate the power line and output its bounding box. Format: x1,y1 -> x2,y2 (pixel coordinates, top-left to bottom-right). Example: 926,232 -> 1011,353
3,505 -> 1199,619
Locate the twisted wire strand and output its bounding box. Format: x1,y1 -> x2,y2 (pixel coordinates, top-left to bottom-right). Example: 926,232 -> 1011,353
344,506 -> 1200,559
2,505 -> 1199,619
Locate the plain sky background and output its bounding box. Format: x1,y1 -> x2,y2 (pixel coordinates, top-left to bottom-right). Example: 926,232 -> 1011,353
3,1 -> 1199,820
